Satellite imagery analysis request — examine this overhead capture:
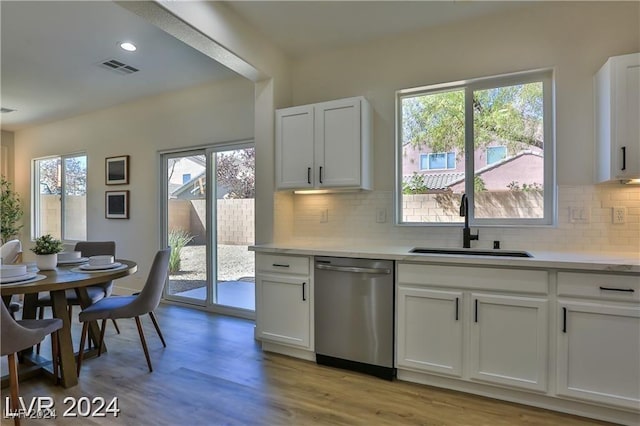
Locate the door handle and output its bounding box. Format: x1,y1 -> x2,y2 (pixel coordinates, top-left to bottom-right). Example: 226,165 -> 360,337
319,166 -> 323,184
621,146 -> 626,171
307,167 -> 311,184
599,286 -> 634,293
474,299 -> 478,323
455,297 -> 459,321
562,307 -> 567,333
302,282 -> 306,301
315,264 -> 391,274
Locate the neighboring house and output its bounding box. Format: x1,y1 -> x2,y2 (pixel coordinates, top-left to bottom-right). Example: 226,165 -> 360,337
402,142 -> 543,192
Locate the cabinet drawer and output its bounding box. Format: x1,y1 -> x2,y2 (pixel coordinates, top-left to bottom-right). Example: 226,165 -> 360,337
257,254 -> 310,275
398,263 -> 548,294
558,272 -> 640,302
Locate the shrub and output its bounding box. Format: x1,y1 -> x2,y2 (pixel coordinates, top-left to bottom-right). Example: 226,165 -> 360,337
168,229 -> 194,273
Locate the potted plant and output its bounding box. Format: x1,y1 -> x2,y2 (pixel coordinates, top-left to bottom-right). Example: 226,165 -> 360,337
31,234 -> 64,270
0,176 -> 24,244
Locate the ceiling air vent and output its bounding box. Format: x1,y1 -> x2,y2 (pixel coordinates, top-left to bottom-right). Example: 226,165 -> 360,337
98,59 -> 139,75
1,107 -> 16,114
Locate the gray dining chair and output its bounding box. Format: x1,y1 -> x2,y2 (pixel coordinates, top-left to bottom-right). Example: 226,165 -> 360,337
1,302 -> 62,426
76,248 -> 170,374
36,241 -> 120,334
1,239 -> 24,318
0,239 -> 23,264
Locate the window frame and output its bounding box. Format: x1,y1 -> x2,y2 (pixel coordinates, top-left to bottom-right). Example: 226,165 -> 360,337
32,152 -> 88,242
395,68 -> 556,227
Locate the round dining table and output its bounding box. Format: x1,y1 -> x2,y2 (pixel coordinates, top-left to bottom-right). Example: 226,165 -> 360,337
1,260 -> 137,388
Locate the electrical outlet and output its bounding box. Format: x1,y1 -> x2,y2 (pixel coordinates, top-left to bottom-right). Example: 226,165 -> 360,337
376,208 -> 387,223
612,207 -> 626,224
320,209 -> 329,223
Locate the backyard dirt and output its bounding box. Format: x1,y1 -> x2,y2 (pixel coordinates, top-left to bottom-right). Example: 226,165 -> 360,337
168,244 -> 255,293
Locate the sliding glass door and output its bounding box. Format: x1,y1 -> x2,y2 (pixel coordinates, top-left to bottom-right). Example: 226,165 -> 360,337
161,142 -> 255,318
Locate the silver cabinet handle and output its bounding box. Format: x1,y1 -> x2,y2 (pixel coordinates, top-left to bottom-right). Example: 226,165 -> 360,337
316,264 -> 391,274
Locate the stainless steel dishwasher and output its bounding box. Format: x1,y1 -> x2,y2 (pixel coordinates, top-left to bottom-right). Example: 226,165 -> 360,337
314,256 -> 395,380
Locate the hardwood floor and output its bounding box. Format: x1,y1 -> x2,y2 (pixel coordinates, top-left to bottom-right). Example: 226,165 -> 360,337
1,304 -> 615,425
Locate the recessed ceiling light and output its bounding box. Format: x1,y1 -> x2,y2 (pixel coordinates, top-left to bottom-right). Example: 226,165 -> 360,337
120,42 -> 137,52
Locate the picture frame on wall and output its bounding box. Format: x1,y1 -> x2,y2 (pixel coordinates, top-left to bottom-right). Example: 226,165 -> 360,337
105,190 -> 129,219
105,155 -> 129,185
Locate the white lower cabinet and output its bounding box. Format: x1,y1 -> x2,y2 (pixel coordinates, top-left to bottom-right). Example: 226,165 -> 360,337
396,263 -> 549,393
256,254 -> 312,350
556,272 -> 640,410
469,293 -> 548,392
557,301 -> 640,410
397,287 -> 463,377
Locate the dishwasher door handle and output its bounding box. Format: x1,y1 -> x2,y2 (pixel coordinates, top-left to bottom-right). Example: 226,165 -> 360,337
316,264 -> 391,274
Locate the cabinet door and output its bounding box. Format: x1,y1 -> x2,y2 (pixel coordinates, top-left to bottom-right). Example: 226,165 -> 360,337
276,105 -> 314,189
314,98 -> 362,188
557,301 -> 640,409
257,274 -> 311,349
397,286 -> 463,377
613,53 -> 640,179
469,294 -> 548,392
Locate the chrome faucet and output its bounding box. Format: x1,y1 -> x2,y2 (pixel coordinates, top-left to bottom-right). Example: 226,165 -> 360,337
459,194 -> 479,248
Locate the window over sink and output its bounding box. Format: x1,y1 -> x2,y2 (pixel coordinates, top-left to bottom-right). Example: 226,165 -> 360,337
396,69 -> 555,226
32,153 -> 87,241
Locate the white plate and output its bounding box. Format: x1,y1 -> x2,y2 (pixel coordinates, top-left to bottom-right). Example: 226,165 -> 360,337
0,272 -> 37,284
57,257 -> 89,265
79,262 -> 122,271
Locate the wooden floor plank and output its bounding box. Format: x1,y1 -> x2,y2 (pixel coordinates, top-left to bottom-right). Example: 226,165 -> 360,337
1,304 -> 617,425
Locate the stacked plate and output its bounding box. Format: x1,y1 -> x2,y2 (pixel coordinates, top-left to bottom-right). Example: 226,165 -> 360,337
79,255 -> 122,271
57,251 -> 89,265
0,264 -> 37,284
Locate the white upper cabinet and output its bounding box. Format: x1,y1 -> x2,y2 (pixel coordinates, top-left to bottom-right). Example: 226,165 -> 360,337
595,52 -> 640,183
275,96 -> 372,190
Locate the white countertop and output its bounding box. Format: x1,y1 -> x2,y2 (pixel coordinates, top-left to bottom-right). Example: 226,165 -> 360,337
250,243 -> 640,274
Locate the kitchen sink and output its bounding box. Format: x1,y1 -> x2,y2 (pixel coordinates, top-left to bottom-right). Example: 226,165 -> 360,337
410,248 -> 533,258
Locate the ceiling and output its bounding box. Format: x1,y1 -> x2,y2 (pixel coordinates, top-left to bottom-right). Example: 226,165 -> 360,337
1,1 -> 529,132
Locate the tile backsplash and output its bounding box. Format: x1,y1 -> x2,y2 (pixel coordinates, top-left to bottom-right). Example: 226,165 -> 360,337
274,184 -> 640,254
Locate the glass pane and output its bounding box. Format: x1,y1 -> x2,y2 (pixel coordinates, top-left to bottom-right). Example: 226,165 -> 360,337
166,154 -> 207,301
486,146 -> 507,165
429,153 -> 446,169
215,147 -> 255,311
400,90 -> 465,223
473,82 -> 544,219
63,155 -> 87,240
35,158 -> 61,239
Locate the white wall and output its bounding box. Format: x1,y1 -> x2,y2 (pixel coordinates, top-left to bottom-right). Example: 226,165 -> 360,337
1,130 -> 15,182
14,76 -> 254,292
275,2 -> 640,253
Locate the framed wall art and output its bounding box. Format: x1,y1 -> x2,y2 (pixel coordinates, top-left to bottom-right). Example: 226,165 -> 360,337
105,190 -> 129,219
105,155 -> 129,185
